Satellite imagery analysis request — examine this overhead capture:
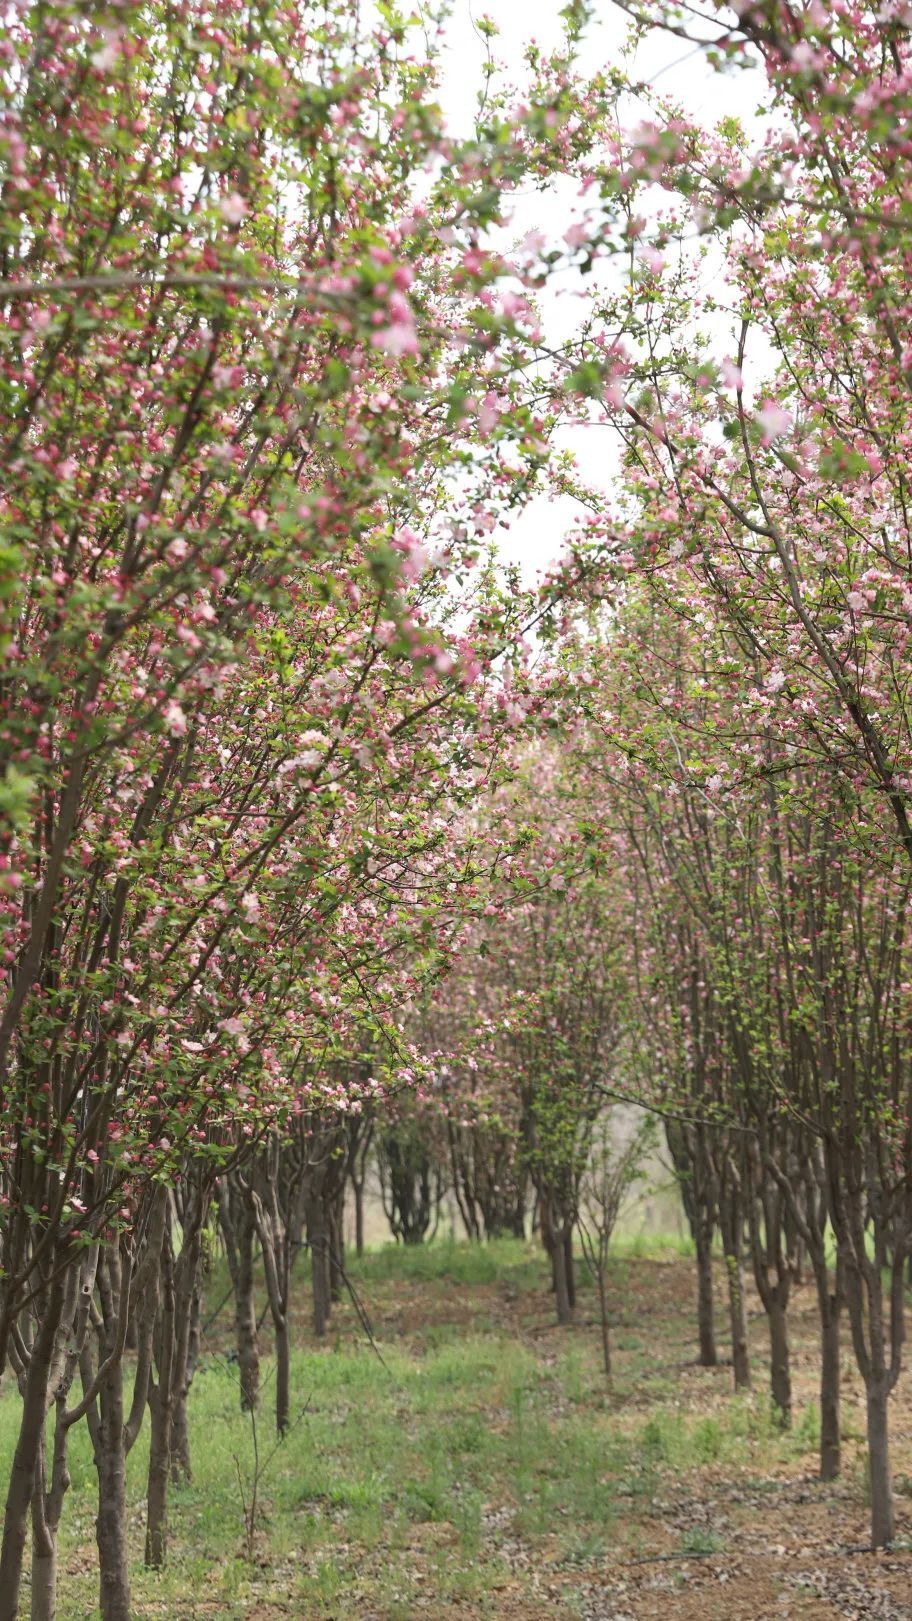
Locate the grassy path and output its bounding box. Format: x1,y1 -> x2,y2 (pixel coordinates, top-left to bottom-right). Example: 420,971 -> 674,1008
2,1237 -> 911,1618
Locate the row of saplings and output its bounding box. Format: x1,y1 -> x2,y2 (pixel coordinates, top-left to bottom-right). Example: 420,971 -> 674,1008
334,1101 -> 912,1551
2,1099 -> 908,1621
352,1100 -> 911,1555
212,1099 -> 912,1557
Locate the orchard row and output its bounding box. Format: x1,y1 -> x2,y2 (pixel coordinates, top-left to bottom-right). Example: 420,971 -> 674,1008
2,2 -> 911,1618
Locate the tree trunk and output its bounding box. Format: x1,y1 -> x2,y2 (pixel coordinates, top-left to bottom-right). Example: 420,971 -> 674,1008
725,1252 -> 751,1390
540,1194 -> 554,1288
0,1274 -> 66,1621
275,1316 -> 290,1437
170,1229 -> 203,1485
145,1239 -> 175,1568
30,1389 -> 79,1621
597,1271 -> 611,1380
328,1196 -> 344,1305
818,1287 -> 841,1481
695,1228 -> 717,1367
767,1294 -> 792,1427
866,1380 -> 894,1549
354,1181 -> 365,1258
170,1272 -> 200,1484
171,1386 -> 191,1483
308,1197 -> 331,1338
30,1543 -> 57,1621
564,1229 -> 576,1310
145,1380 -> 172,1569
234,1222 -> 259,1412
95,1369 -> 131,1621
552,1230 -> 573,1325
30,1478 -> 57,1621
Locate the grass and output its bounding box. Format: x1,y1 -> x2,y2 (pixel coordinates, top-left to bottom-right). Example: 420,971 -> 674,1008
0,1233 -> 889,1619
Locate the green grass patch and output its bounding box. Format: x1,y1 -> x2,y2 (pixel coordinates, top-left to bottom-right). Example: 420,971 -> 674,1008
0,1234 -> 826,1619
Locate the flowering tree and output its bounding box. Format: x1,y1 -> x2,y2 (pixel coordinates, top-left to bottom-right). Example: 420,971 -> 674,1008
597,0 -> 912,1547
553,1 -> 912,880
563,585 -> 912,1542
0,2 -> 628,1613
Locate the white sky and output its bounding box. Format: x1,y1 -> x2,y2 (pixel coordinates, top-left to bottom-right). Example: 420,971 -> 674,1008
431,1 -> 769,580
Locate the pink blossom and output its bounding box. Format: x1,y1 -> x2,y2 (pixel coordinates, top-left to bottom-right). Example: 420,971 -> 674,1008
755,401 -> 792,443
163,700 -> 187,736
478,391 -> 501,435
91,30 -> 123,71
371,321 -> 419,357
519,230 -> 547,258
639,246 -> 665,274
789,42 -> 817,71
219,192 -> 247,224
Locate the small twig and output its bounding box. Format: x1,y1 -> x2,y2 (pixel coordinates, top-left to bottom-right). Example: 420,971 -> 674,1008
233,1454 -> 251,1561
201,1283 -> 236,1336
258,1397 -> 312,1477
622,1549 -> 722,1566
327,1250 -> 393,1373
232,1396 -> 311,1562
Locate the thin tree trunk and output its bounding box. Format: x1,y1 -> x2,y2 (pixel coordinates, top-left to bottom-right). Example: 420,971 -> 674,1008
95,1367 -> 131,1621
540,1194 -> 554,1288
29,1541 -> 57,1621
695,1227 -> 717,1367
552,1230 -> 573,1325
234,1222 -> 259,1412
145,1228 -> 175,1568
170,1276 -> 200,1484
170,1216 -> 203,1486
29,1416 -> 59,1621
32,1394 -> 79,1621
564,1229 -> 576,1311
818,1281 -> 841,1481
92,1211 -> 165,1621
0,1273 -> 67,1621
767,1294 -> 792,1427
308,1197 -> 330,1338
275,1316 -> 290,1437
354,1181 -> 365,1258
29,1256 -> 97,1621
171,1379 -> 191,1483
725,1252 -> 751,1390
866,1380 -> 894,1549
145,1370 -> 172,1567
328,1196 -> 344,1305
597,1270 -> 611,1379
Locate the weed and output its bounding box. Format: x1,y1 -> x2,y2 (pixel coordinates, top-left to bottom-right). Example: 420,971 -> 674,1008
793,1400 -> 821,1452
680,1525 -> 724,1555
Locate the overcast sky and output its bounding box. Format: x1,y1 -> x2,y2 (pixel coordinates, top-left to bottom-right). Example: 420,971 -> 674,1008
430,1 -> 768,580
